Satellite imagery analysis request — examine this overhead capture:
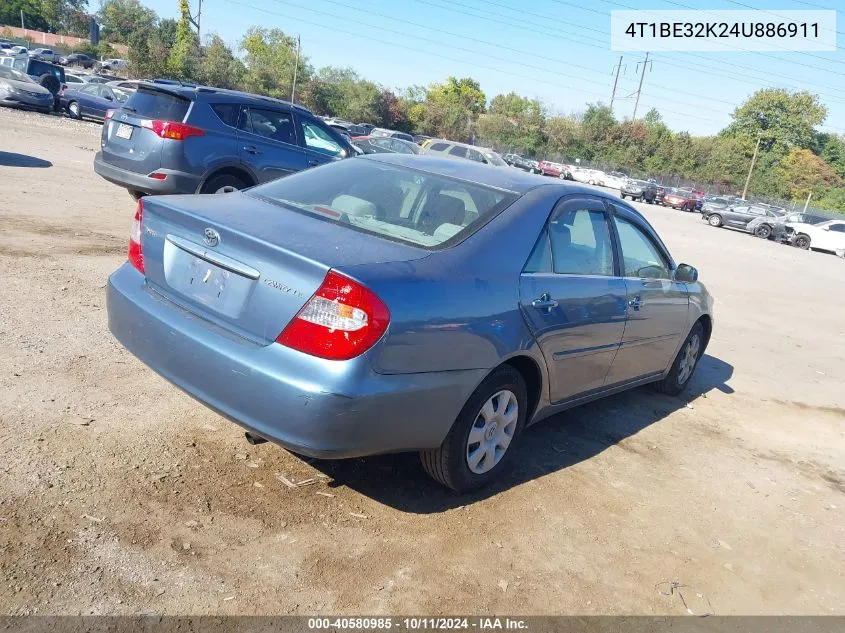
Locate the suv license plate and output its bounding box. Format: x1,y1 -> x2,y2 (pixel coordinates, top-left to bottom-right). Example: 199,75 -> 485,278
116,123 -> 133,139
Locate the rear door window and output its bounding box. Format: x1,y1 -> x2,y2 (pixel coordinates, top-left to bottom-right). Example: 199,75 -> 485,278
299,119 -> 344,157
449,145 -> 468,158
211,103 -> 240,127
123,88 -> 191,121
243,108 -> 297,145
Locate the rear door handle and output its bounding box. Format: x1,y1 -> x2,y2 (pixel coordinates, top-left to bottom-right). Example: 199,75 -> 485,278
531,293 -> 558,310
243,145 -> 262,155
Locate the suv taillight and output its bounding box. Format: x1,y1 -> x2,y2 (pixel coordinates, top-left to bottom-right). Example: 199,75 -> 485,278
276,270 -> 390,361
104,109 -> 116,121
141,119 -> 205,141
128,199 -> 144,274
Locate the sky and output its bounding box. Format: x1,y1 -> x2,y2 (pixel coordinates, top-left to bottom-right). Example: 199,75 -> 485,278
140,0 -> 845,136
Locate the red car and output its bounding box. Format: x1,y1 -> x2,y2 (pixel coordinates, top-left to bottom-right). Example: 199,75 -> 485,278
663,189 -> 697,211
536,160 -> 565,178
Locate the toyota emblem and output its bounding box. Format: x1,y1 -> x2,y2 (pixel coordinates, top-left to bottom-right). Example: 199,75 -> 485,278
203,228 -> 220,247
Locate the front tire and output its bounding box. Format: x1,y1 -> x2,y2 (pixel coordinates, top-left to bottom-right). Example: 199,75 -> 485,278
708,214 -> 723,227
654,322 -> 704,396
794,234 -> 811,250
420,366 -> 527,492
67,101 -> 80,119
754,224 -> 772,239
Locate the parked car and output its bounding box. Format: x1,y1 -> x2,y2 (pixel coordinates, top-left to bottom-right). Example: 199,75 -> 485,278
620,179 -> 657,203
105,154 -> 712,492
654,185 -> 666,204
60,53 -> 96,69
747,211 -> 830,241
351,135 -> 422,155
507,155 -> 539,174
0,65 -> 54,113
0,43 -> 13,55
29,48 -> 61,63
423,139 -> 508,167
537,160 -> 565,177
94,82 -> 355,199
602,171 -> 629,190
570,168 -> 604,185
107,79 -> 141,92
9,46 -> 28,56
414,134 -> 431,145
61,83 -> 132,121
662,189 -> 697,211
0,56 -> 66,110
99,58 -> 128,71
702,203 -> 784,230
785,219 -> 845,254
368,127 -> 415,142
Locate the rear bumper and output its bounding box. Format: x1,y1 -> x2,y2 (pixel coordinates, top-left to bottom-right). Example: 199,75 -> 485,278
106,264 -> 483,458
94,152 -> 201,195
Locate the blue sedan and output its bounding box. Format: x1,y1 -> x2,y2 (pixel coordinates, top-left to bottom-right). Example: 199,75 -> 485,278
61,83 -> 130,121
106,155 -> 714,491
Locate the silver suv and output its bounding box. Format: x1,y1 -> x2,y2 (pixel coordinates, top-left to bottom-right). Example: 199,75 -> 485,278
94,82 -> 355,199
424,140 -> 507,167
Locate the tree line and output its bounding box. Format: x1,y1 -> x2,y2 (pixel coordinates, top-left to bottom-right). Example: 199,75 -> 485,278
3,0 -> 844,212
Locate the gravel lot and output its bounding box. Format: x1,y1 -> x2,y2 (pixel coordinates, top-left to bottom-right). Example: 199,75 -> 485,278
1,107 -> 843,616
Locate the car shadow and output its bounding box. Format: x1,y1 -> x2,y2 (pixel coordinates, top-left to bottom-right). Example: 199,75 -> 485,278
0,151 -> 52,168
305,354 -> 734,513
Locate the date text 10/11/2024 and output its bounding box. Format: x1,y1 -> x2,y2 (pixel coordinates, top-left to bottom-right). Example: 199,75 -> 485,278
307,618 -> 529,630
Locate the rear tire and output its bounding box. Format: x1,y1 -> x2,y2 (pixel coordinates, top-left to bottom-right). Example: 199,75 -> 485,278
654,322 -> 704,396
201,173 -> 248,194
794,234 -> 811,250
420,366 -> 527,493
708,214 -> 723,227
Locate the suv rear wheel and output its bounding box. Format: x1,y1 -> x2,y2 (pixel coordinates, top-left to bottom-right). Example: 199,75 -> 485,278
754,224 -> 772,239
201,174 -> 247,194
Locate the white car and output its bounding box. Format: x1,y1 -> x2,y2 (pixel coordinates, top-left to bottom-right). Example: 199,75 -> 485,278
570,168 -> 605,185
602,171 -> 629,190
787,219 -> 845,255
101,58 -> 128,70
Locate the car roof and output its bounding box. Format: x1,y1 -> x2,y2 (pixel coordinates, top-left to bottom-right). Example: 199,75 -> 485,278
363,153 -> 604,195
142,82 -> 314,114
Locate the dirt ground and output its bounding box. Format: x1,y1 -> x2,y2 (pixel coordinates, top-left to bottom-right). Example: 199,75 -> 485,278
1,107 -> 843,616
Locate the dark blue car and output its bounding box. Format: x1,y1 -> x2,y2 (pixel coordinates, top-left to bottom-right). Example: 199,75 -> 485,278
61,83 -> 131,121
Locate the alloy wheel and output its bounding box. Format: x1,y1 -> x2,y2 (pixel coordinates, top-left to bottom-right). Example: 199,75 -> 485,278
677,334 -> 701,386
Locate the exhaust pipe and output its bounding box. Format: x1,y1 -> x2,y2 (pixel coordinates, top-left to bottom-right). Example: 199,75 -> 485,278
244,432 -> 267,445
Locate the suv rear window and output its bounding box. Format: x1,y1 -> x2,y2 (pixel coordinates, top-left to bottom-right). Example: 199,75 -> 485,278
124,87 -> 190,121
429,142 -> 449,151
249,158 -> 518,249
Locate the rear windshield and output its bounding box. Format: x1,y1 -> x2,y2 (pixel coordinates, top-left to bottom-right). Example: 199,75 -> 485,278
123,87 -> 190,121
249,158 -> 519,249
26,60 -> 64,82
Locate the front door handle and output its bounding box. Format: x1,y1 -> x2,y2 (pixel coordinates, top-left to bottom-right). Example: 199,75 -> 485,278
308,159 -> 320,167
243,145 -> 262,154
628,296 -> 643,311
531,293 -> 558,311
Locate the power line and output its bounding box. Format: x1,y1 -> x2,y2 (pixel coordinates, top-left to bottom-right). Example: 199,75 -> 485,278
218,0 -> 732,127
452,0 -> 845,101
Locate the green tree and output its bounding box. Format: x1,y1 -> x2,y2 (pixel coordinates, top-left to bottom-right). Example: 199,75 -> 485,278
166,0 -> 199,80
816,187 -> 845,213
98,0 -> 158,44
241,27 -> 308,100
725,89 -> 827,154
411,77 -> 486,141
774,148 -> 842,201
818,133 -> 845,180
197,34 -> 245,89
476,92 -> 545,154
1,0 -> 50,31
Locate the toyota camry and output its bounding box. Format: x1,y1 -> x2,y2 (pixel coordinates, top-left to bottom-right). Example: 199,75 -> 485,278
107,154 -> 713,492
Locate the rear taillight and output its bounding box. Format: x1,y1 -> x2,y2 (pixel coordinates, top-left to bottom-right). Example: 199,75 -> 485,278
104,109 -> 115,120
141,119 -> 205,141
128,199 -> 144,274
277,270 -> 390,361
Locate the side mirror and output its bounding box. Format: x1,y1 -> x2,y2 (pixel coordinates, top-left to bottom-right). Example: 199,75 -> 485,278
822,225 -> 830,231
339,148 -> 349,158
675,264 -> 699,283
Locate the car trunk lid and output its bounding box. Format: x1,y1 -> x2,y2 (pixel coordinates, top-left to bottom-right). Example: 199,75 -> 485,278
101,84 -> 192,173
138,193 -> 427,344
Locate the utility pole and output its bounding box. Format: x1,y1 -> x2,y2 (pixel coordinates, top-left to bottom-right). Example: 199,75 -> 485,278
803,191 -> 812,212
189,0 -> 203,41
609,56 -> 623,114
741,131 -> 763,200
632,52 -> 649,120
21,9 -> 24,29
290,35 -> 301,103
